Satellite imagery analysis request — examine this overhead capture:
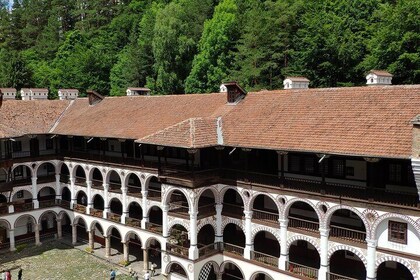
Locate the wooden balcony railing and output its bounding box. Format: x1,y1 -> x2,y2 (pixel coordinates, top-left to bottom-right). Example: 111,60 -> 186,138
13,202 -> 33,213
198,242 -> 222,258
197,204 -> 216,219
108,212 -> 121,223
223,242 -> 244,256
92,179 -> 103,189
39,199 -> 57,208
222,203 -> 244,219
75,176 -> 87,187
288,216 -> 319,233
166,242 -> 189,258
90,208 -> 104,218
327,272 -> 359,280
126,217 -> 141,228
37,174 -> 56,184
251,250 -> 278,267
287,261 -> 318,279
252,209 -> 279,225
330,225 -> 366,243
146,222 -> 162,233
168,202 -> 189,218
59,199 -> 71,209
74,203 -> 86,214
148,189 -> 161,201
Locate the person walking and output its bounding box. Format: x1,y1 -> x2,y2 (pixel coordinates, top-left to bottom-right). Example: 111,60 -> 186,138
18,268 -> 23,280
143,271 -> 150,280
110,269 -> 116,280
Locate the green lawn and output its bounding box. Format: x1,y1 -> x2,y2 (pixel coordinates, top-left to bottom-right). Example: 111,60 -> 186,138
0,241 -> 132,280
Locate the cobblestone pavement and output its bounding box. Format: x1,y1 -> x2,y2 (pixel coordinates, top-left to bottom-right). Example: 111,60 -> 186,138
0,241 -> 133,280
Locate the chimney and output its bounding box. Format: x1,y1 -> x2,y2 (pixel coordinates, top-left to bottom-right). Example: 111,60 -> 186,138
126,87 -> 151,96
20,88 -> 48,100
283,77 -> 310,89
87,90 -> 104,106
222,82 -> 246,104
58,89 -> 79,100
0,88 -> 16,100
219,84 -> 227,93
366,70 -> 393,85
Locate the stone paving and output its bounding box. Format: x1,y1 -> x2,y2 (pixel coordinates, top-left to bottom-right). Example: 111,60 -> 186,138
0,238 -> 165,280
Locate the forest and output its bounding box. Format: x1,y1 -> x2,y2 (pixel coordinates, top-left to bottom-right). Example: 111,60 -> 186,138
0,0 -> 418,98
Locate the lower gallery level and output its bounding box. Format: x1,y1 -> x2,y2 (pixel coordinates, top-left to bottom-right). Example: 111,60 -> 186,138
0,159 -> 419,280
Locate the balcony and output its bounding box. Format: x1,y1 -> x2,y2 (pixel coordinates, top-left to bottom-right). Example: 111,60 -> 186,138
252,209 -> 279,226
330,225 -> 366,243
223,243 -> 244,256
145,222 -> 162,234
287,261 -> 318,279
39,199 -> 58,208
251,250 -> 278,267
13,202 -> 33,213
222,203 -> 244,219
125,217 -> 141,228
108,212 -> 121,223
166,242 -> 189,258
288,216 -> 319,233
198,242 -> 222,258
327,272 -> 359,280
90,208 -> 103,218
74,203 -> 86,214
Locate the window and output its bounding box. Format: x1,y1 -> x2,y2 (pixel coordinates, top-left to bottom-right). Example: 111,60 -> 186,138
12,141 -> 22,152
289,155 -> 300,172
389,163 -> 402,184
332,159 -> 345,177
388,221 -> 407,244
46,139 -> 54,150
13,166 -> 23,177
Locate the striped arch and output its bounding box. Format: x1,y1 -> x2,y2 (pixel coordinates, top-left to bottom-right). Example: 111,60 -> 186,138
143,174 -> 158,190
286,235 -> 321,254
122,171 -> 143,189
375,256 -> 419,280
250,271 -> 274,280
219,186 -> 247,206
197,219 -> 217,233
38,185 -> 56,194
371,213 -> 420,240
167,220 -> 190,234
162,186 -> 192,211
324,205 -> 369,234
104,168 -> 123,185
221,218 -> 245,234
283,197 -> 322,223
251,226 -> 281,245
248,191 -> 281,215
195,186 -> 220,208
145,236 -> 161,248
220,260 -> 245,277
33,160 -> 58,176
327,245 -> 368,268
165,261 -> 189,278
70,163 -> 88,178
87,166 -> 106,182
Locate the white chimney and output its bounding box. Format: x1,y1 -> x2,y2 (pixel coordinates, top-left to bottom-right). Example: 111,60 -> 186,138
283,77 -> 310,89
366,70 -> 393,85
219,84 -> 227,93
58,89 -> 79,100
20,88 -> 48,100
0,88 -> 16,99
126,87 -> 151,96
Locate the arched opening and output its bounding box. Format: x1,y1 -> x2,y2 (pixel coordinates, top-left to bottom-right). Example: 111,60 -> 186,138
14,215 -> 36,243
12,165 -> 31,183
168,263 -> 187,278
38,187 -> 56,208
92,195 -> 104,218
199,262 -> 218,280
126,202 -> 142,228
377,261 -> 414,280
198,189 -> 216,219
0,194 -> 7,214
222,189 -> 244,219
75,218 -> 88,243
329,209 -> 366,243
252,231 -> 280,267
74,166 -> 86,186
91,168 -> 103,190
73,190 -> 87,214
222,262 -> 244,280
197,224 -> 216,258
12,190 -> 33,212
107,170 -> 121,194
0,168 -> 8,183
61,187 -> 71,201
147,238 -> 162,272
39,211 -> 57,241
0,194 -> 8,204
167,225 -> 189,256
59,163 -> 70,183
126,173 -> 141,198
91,222 -> 105,248
168,190 -> 189,218
109,198 -> 122,222
109,227 -> 123,255
252,273 -> 274,280
252,194 -> 279,226
36,162 -> 55,182
126,232 -> 142,262
147,176 -> 161,201
223,224 -> 245,255
147,206 -> 162,233
288,201 -> 319,233
0,220 -> 10,249
59,212 -> 72,238
288,240 -> 320,278
329,250 -> 366,280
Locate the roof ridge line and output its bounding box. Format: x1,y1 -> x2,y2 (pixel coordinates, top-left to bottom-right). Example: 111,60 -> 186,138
49,100 -> 74,133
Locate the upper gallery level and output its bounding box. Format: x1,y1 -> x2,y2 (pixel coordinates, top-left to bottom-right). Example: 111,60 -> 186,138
1,84 -> 420,211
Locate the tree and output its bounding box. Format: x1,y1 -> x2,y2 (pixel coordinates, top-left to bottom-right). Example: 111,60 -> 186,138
185,0 -> 239,93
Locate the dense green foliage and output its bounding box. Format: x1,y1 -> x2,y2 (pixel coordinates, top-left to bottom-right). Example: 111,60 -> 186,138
0,0 -> 418,96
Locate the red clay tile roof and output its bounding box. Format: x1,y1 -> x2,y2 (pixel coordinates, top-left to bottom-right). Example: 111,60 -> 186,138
0,100 -> 71,138
369,70 -> 393,77
136,118 -> 218,148
285,76 -> 310,82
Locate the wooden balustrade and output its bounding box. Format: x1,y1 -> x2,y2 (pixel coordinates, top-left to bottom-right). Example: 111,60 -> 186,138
90,208 -> 104,218
166,242 -> 189,258
148,189 -> 161,201
327,272 -> 359,280
74,203 -> 86,214
39,199 -> 57,208
197,204 -> 216,219
287,261 -> 318,279
252,209 -> 279,224
126,217 -> 141,228
223,242 -> 244,256
251,250 -> 278,267
198,242 -> 222,258
222,203 -> 244,219
288,216 -> 319,232
146,222 -> 163,233
330,225 -> 366,243
59,200 -> 71,209
13,202 -> 33,213
108,212 -> 121,223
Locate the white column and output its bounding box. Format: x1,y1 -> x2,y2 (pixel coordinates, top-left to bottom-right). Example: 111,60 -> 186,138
121,186 -> 128,224
279,219 -> 288,270
32,176 -> 39,209
141,190 -> 148,229
35,223 -> 41,246
72,223 -> 77,245
366,239 -> 377,280
105,235 -> 111,258
215,204 -> 223,243
103,183 -> 110,218
8,204 -> 14,214
56,218 -> 63,239
161,204 -> 169,251
318,228 -> 330,280
55,173 -> 61,200
69,176 -> 76,209
9,229 -> 15,251
86,180 -> 92,214
189,211 -> 199,260
89,230 -> 95,249
244,210 -> 253,260
123,241 -> 129,262
143,247 -> 149,272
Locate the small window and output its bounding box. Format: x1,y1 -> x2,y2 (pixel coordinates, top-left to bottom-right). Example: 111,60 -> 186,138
14,166 -> 23,177
332,159 -> 345,177
12,141 -> 22,152
388,220 -> 407,244
46,139 -> 54,150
